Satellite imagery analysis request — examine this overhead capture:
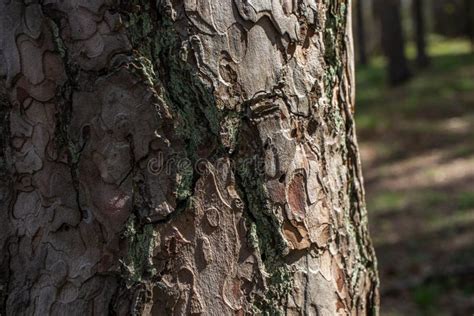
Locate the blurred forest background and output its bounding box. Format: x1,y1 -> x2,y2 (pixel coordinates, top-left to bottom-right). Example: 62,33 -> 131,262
353,0 -> 474,314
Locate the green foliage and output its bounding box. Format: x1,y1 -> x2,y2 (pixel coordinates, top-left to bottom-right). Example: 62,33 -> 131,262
362,37 -> 474,315
356,38 -> 474,132
371,192 -> 407,213
412,283 -> 442,314
458,191 -> 474,210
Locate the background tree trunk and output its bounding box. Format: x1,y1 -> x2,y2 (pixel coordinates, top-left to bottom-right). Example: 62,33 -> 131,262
0,0 -> 379,315
355,0 -> 369,65
466,0 -> 474,52
412,0 -> 430,68
376,0 -> 412,85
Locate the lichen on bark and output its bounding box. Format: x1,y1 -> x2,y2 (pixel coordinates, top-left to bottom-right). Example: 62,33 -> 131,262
121,215 -> 157,285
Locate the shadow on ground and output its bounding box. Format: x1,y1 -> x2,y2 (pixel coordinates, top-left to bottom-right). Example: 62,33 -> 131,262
356,38 -> 474,316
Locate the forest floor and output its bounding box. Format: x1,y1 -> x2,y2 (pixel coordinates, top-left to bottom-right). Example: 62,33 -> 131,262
356,37 -> 474,316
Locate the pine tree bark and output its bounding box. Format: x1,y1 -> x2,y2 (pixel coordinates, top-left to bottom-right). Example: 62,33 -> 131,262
376,0 -> 411,85
0,0 -> 379,315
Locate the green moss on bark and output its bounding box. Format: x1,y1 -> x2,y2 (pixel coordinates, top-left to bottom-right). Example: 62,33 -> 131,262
120,214 -> 157,286
120,2 -> 299,312
236,154 -> 293,314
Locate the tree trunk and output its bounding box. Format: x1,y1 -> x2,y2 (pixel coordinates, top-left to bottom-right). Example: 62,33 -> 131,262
376,0 -> 412,85
412,0 -> 430,68
355,0 -> 369,65
0,0 -> 379,315
466,0 -> 474,52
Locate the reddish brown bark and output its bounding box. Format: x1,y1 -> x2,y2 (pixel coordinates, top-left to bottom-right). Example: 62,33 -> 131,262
0,0 -> 379,314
